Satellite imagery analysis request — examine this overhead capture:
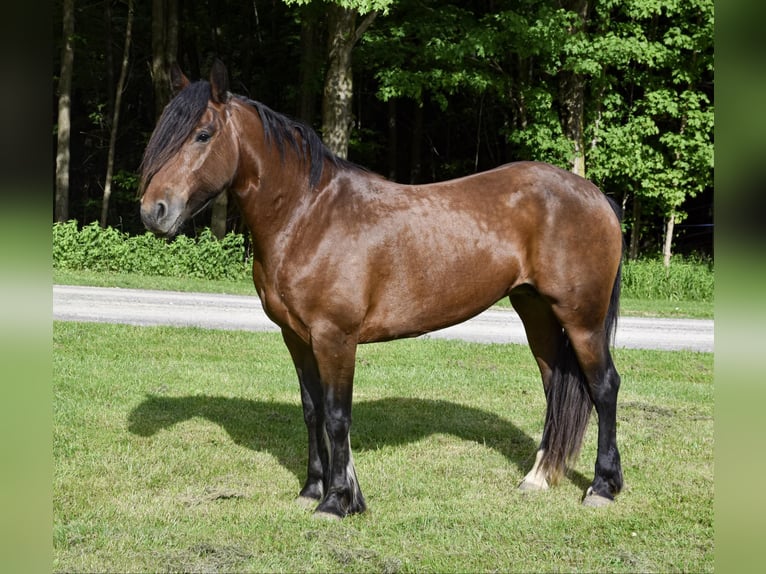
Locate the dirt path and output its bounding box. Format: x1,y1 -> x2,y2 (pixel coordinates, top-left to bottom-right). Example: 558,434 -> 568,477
53,285 -> 714,352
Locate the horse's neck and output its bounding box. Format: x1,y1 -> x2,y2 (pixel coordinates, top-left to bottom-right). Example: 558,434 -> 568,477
228,101 -> 318,266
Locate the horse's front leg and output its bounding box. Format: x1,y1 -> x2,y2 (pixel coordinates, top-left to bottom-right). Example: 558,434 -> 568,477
311,325 -> 366,519
282,329 -> 327,505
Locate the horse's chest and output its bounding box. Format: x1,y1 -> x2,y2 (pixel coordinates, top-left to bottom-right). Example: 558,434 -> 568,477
256,277 -> 312,343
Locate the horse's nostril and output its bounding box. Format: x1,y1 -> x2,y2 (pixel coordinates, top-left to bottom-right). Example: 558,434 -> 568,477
155,200 -> 167,221
140,196 -> 175,235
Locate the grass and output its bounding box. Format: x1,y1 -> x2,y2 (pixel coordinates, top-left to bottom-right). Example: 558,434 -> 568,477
53,268 -> 714,319
54,321 -> 713,573
53,268 -> 257,296
622,257 -> 713,303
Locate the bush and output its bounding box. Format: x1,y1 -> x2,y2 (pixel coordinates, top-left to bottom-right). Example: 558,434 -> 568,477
622,256 -> 714,302
53,221 -> 251,281
54,221 -> 714,302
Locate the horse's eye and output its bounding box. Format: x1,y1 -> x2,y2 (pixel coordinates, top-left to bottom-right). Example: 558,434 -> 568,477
195,131 -> 211,143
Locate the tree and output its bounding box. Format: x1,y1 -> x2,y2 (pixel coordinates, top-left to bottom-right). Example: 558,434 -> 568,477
360,1 -> 502,178
151,0 -> 179,119
285,0 -> 392,158
322,4 -> 378,157
55,0 -> 75,222
296,2 -> 325,125
101,0 -> 135,228
362,0 -> 712,259
52,0 -> 712,258
557,0 -> 590,177
584,0 -> 714,262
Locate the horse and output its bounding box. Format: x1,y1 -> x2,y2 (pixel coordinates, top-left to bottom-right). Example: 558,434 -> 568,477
139,60 -> 624,518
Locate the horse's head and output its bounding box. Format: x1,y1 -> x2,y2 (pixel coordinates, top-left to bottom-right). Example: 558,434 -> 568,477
139,60 -> 238,237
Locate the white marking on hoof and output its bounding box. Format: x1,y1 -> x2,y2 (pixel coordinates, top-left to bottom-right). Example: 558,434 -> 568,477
313,510 -> 342,521
582,487 -> 613,507
295,496 -> 319,510
518,477 -> 549,492
518,449 -> 550,492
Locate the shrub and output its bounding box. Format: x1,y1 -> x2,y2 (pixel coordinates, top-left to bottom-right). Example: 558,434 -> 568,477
53,221 -> 251,281
54,222 -> 714,301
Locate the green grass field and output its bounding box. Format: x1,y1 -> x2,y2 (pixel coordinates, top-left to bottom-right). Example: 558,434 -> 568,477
53,321 -> 713,573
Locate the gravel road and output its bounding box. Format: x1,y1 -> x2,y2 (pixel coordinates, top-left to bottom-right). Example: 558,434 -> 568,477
53,285 -> 713,352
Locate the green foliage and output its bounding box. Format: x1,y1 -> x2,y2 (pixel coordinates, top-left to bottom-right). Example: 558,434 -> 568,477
54,221 -> 713,304
112,170 -> 140,196
365,3 -> 480,106
622,256 -> 714,302
53,221 -> 251,281
362,0 -> 713,242
55,0 -> 713,257
282,0 -> 394,15
584,0 -> 714,218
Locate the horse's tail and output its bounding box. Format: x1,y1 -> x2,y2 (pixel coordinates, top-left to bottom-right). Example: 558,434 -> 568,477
538,336 -> 593,485
540,196 -> 623,485
604,195 -> 623,347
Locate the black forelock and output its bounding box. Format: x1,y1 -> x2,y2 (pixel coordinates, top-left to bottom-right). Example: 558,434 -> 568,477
139,81 -> 211,194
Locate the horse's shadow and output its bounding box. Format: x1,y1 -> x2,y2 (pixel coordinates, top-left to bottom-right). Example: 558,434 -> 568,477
127,395 -> 591,491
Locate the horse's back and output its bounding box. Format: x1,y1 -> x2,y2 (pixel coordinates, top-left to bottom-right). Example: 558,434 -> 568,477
325,161 -> 622,342
269,160 -> 621,343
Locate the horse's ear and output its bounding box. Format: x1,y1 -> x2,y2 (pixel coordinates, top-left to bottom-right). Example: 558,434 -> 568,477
210,58 -> 230,103
170,63 -> 190,94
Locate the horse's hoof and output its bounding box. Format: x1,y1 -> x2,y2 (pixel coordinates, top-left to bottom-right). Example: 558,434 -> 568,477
582,487 -> 614,507
518,477 -> 549,492
295,495 -> 319,510
313,510 -> 343,521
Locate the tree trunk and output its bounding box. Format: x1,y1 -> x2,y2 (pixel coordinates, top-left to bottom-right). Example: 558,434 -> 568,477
559,0 -> 589,178
629,195 -> 641,260
387,98 -> 397,180
321,5 -> 376,158
662,212 -> 676,267
55,0 -> 75,222
104,0 -> 115,116
663,114 -> 685,267
151,0 -> 179,119
474,94 -> 484,172
560,71 -> 586,177
410,100 -> 423,183
297,6 -> 322,125
211,192 -> 229,239
101,0 -> 134,228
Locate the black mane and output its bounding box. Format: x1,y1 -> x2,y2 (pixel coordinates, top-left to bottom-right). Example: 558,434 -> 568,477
139,80 -> 361,194
239,96 -> 364,189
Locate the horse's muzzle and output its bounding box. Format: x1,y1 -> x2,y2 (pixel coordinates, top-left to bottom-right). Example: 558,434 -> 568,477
140,194 -> 184,237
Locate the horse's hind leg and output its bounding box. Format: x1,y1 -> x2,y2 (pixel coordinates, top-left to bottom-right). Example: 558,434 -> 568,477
559,321 -> 623,506
510,289 -> 568,491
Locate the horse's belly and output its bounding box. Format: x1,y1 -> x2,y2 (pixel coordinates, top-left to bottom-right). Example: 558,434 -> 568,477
356,227 -> 524,342
358,274 -> 511,343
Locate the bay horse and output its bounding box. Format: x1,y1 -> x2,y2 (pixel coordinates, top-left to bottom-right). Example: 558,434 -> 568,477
139,60 -> 624,518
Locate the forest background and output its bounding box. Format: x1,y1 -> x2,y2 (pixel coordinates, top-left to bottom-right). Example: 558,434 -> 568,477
53,0 -> 714,262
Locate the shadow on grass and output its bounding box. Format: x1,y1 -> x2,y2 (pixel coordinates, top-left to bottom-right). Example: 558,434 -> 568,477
128,395 -> 591,492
